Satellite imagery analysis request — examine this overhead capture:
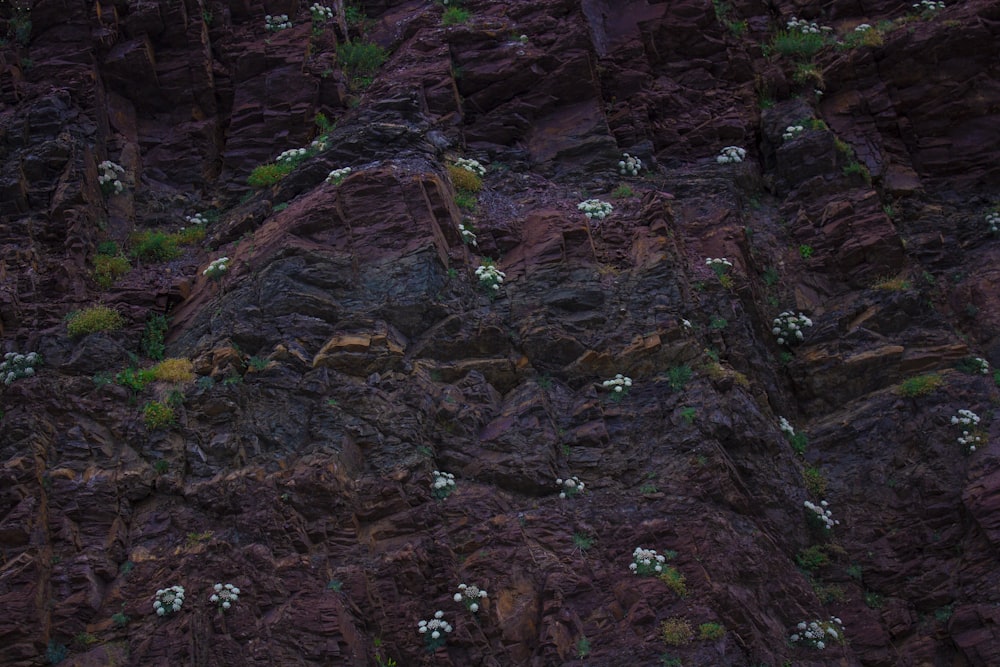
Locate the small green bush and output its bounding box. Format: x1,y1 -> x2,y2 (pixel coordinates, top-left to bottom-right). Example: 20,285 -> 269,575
796,544 -> 830,571
130,230 -> 181,262
661,617 -> 694,646
66,306 -> 125,337
699,622 -> 726,640
141,314 -> 168,361
115,367 -> 156,393
337,39 -> 388,88
153,358 -> 194,383
143,401 -> 175,430
896,373 -> 943,397
248,162 -> 294,188
771,30 -> 827,58
658,566 -> 688,597
442,6 -> 470,25
447,164 -> 483,192
666,364 -> 692,391
93,253 -> 131,288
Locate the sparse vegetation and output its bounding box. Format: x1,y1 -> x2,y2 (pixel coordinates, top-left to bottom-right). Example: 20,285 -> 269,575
143,401 -> 175,430
661,617 -> 694,646
896,373 -> 943,397
153,358 -> 194,383
337,39 -> 388,89
699,622 -> 726,640
66,305 -> 124,337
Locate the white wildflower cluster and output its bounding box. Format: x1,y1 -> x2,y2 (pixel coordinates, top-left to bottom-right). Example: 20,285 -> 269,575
210,583 -> 241,611
778,416 -> 795,438
185,213 -> 207,225
431,470 -> 456,499
986,211 -> 999,234
577,199 -> 613,221
772,311 -> 813,345
681,318 -> 692,329
790,617 -> 844,650
98,160 -> 126,195
153,585 -> 185,616
203,257 -> 230,280
265,14 -> 292,31
453,157 -> 486,177
618,153 -> 643,176
629,547 -> 667,576
556,476 -> 585,499
716,146 -> 747,164
855,23 -> 872,32
782,125 -> 805,141
912,0 -> 945,13
952,409 -> 982,453
277,147 -> 310,165
601,373 -> 632,396
459,222 -> 477,246
311,136 -> 330,151
786,16 -> 832,34
453,583 -> 488,613
310,3 -> 333,22
1,351 -> 41,385
326,167 -> 352,185
705,257 -> 733,276
804,499 -> 839,531
417,610 -> 452,649
475,261 -> 505,293
969,357 -> 990,374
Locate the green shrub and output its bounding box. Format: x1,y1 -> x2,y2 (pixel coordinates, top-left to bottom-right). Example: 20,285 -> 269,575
771,30 -> 828,58
699,622 -> 726,640
447,164 -> 483,192
153,358 -> 194,383
248,161 -> 294,188
612,184 -> 634,199
66,306 -> 125,337
337,39 -> 388,88
115,367 -> 156,393
93,253 -> 131,288
658,566 -> 688,597
141,314 -> 168,361
896,373 -> 943,397
843,160 -> 872,184
666,365 -> 692,391
796,544 -> 830,571
661,618 -> 694,646
454,191 -> 477,210
130,230 -> 181,262
442,6 -> 470,25
143,401 -> 175,430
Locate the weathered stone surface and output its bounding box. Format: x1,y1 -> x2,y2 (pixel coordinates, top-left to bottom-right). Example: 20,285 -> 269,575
1,0 -> 1000,665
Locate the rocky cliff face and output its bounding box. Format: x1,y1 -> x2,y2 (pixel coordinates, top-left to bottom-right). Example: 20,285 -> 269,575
2,0 -> 1000,665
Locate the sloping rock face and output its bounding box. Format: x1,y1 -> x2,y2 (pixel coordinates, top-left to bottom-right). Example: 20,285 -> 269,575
2,0 -> 1000,665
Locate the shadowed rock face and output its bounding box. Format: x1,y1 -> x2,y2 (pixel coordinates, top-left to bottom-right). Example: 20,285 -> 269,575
1,0 -> 1000,664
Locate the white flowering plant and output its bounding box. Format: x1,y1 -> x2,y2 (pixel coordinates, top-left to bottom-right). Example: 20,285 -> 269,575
804,499 -> 839,531
459,222 -> 477,246
912,0 -> 945,16
98,160 -> 126,196
705,257 -> 733,278
716,146 -> 747,164
855,23 -> 872,32
210,583 -> 241,611
556,476 -> 585,499
577,199 -> 613,222
1,352 -> 41,385
601,373 -> 632,401
431,470 -> 456,499
265,14 -> 292,32
276,148 -> 310,166
475,259 -> 505,294
310,3 -> 333,26
453,157 -> 486,177
952,409 -> 983,453
629,547 -> 668,576
986,211 -> 999,234
453,583 -> 488,613
782,125 -> 805,141
417,610 -> 453,650
203,257 -> 230,280
326,166 -> 352,185
153,585 -> 185,616
789,616 -> 845,650
185,213 -> 208,226
618,153 -> 643,176
772,311 -> 813,345
786,16 -> 832,34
